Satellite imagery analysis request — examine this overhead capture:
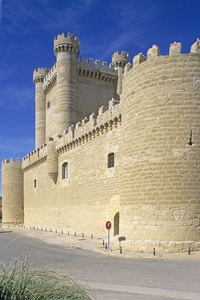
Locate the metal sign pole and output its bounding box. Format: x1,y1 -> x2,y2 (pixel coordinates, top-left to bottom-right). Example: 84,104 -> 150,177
108,229 -> 110,251
105,221 -> 112,251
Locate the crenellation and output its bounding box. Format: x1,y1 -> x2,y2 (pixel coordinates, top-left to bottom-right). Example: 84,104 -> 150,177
98,105 -> 108,115
80,56 -> 86,63
191,38 -> 200,53
54,32 -> 80,58
2,159 -> 9,164
82,116 -> 89,125
89,112 -> 97,126
33,67 -> 48,84
124,62 -> 132,74
102,61 -> 108,69
108,98 -> 118,109
88,58 -> 93,65
76,121 -> 82,129
147,45 -> 160,58
43,63 -> 57,84
112,51 -> 129,65
95,59 -> 100,68
133,53 -> 147,65
169,42 -> 182,55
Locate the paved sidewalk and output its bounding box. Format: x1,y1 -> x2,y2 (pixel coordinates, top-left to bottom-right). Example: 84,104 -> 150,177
1,226 -> 200,260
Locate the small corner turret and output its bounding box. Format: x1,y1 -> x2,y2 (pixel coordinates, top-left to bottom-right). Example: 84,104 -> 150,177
33,67 -> 49,85
112,51 -> 129,69
112,51 -> 129,97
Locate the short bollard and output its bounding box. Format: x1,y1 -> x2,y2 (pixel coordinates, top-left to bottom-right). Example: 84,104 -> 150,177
45,228 -> 47,231
91,234 -> 93,239
61,230 -> 63,234
74,232 -> 76,236
120,246 -> 122,254
68,231 -> 69,235
82,233 -> 84,237
103,239 -> 104,246
153,248 -> 156,256
105,243 -> 107,250
50,228 -> 52,232
55,229 -> 57,233
188,247 -> 191,255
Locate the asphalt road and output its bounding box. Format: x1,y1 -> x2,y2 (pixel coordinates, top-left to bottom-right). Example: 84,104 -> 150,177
0,232 -> 200,300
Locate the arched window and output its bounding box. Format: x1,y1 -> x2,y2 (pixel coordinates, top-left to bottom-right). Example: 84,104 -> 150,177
62,162 -> 68,179
108,153 -> 114,168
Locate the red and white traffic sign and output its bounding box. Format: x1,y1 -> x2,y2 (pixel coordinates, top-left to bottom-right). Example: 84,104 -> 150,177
106,221 -> 112,230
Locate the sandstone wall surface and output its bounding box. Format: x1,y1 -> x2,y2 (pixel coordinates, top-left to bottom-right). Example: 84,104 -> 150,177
2,159 -> 23,225
23,120 -> 121,237
120,52 -> 200,252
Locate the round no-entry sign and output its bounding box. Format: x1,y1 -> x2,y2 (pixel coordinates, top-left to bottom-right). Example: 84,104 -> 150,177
106,221 -> 112,230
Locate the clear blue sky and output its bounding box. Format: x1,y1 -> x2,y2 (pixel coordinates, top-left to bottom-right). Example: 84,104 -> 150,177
1,0 -> 200,196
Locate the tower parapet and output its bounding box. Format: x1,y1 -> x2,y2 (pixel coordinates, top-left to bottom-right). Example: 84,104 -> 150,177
54,33 -> 80,58
33,68 -> 49,84
112,51 -> 129,97
112,51 -> 129,68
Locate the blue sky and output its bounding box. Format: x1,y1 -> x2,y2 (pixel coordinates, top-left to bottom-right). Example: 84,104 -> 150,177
0,0 -> 200,195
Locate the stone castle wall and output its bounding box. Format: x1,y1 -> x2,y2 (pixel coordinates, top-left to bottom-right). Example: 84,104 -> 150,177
2,36 -> 200,252
22,101 -> 121,237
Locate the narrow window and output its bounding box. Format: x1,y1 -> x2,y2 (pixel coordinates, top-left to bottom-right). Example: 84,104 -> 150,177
108,153 -> 114,168
47,101 -> 50,109
62,162 -> 68,179
34,179 -> 37,188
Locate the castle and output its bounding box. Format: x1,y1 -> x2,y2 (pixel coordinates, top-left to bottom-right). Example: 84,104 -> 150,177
2,33 -> 200,252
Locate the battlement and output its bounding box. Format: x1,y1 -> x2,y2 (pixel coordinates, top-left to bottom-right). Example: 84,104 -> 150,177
33,68 -> 49,84
77,57 -> 117,82
78,56 -> 116,73
125,39 -> 200,71
43,63 -> 57,92
2,158 -> 21,164
54,32 -> 80,57
21,98 -> 121,170
190,38 -> 200,53
56,98 -> 121,151
22,146 -> 47,170
112,51 -> 129,64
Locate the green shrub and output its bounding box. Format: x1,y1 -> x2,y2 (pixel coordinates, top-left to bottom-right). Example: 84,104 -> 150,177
0,253 -> 92,299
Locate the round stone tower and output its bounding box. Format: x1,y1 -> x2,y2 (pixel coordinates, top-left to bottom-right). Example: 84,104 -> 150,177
2,158 -> 23,226
33,67 -> 48,149
120,40 -> 200,252
112,51 -> 129,98
54,33 -> 80,135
